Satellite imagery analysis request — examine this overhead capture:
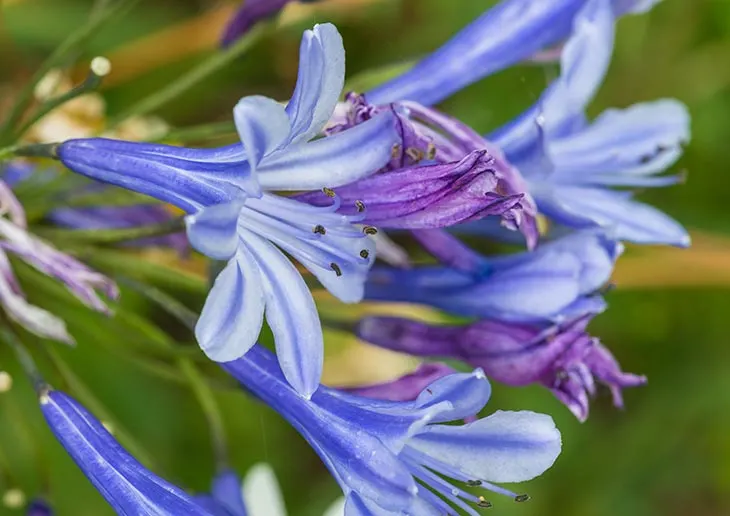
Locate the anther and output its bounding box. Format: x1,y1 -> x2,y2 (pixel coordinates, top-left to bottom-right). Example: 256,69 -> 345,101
363,226 -> 378,235
322,187 -> 336,197
466,480 -> 482,487
426,143 -> 437,160
355,200 -> 366,212
406,147 -> 425,162
391,144 -> 402,159
514,494 -> 530,503
313,224 -> 326,235
476,496 -> 492,508
359,249 -> 369,259
330,263 -> 342,276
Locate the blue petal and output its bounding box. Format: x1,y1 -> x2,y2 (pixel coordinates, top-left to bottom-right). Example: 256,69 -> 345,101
613,0 -> 662,14
185,200 -> 245,260
195,246 -> 265,362
211,470 -> 248,516
41,391 -> 214,515
234,96 -> 291,191
242,230 -> 323,398
408,410 -> 561,483
285,23 -> 345,145
550,99 -> 690,178
258,111 -> 398,191
366,0 -> 585,106
414,370 -> 491,423
544,187 -> 690,246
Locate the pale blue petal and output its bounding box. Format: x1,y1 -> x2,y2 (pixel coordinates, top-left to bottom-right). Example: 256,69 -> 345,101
185,200 -> 245,260
286,23 -> 345,145
414,370 -> 491,424
258,111 -> 398,191
242,230 -> 323,397
550,99 -> 690,177
542,0 -> 615,137
546,187 -> 690,246
234,96 -> 291,192
195,247 -> 265,362
408,410 -> 561,483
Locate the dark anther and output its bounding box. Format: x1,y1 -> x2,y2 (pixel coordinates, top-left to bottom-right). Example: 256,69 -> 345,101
391,144 -> 402,159
466,480 -> 482,487
313,224 -> 326,235
406,147 -> 425,162
426,388 -> 433,394
426,143 -> 437,160
355,200 -> 366,212
359,249 -> 370,259
330,263 -> 342,276
322,187 -> 336,197
476,496 -> 492,508
514,494 -> 530,503
363,226 -> 378,235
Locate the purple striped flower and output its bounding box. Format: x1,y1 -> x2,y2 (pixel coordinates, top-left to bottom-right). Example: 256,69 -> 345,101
356,315 -> 646,421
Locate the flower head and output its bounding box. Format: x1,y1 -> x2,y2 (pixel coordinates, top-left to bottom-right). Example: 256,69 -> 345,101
58,24 -> 399,396
356,315 -> 646,421
223,345 -> 561,514
40,389 -> 213,515
368,0 -> 663,106
491,0 -> 689,246
366,231 -> 620,323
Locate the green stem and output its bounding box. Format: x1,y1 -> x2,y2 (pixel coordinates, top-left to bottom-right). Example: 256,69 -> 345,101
116,277 -> 198,332
43,346 -> 156,467
177,358 -> 228,471
158,121 -> 236,143
0,0 -> 141,144
39,217 -> 186,246
0,326 -> 44,392
107,21 -> 271,128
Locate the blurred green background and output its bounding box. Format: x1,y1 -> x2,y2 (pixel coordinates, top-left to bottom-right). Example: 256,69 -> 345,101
1,0 -> 729,515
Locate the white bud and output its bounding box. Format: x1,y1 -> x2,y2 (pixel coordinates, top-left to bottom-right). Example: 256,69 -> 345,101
0,371 -> 12,393
3,488 -> 25,509
90,56 -> 112,77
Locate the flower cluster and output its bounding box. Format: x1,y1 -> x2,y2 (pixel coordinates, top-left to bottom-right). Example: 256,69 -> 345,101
0,0 -> 691,514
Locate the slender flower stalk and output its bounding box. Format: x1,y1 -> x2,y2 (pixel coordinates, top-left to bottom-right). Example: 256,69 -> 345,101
223,345 -> 561,514
356,315 -> 646,421
57,24 -> 399,397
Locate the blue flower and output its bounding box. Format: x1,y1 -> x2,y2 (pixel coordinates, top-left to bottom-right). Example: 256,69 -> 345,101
223,345 -> 561,514
40,389 -> 214,515
26,498 -> 53,516
367,0 -> 661,106
490,0 -> 689,246
366,231 -> 620,323
196,464 -> 344,516
58,24 -> 399,396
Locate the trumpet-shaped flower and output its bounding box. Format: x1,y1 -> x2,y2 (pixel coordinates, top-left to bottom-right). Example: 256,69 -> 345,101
366,231 -> 620,323
223,344 -> 561,515
367,0 -> 662,106
196,464 -> 344,516
490,0 -> 689,246
356,315 -> 646,421
40,389 -> 214,515
0,180 -> 117,344
58,24 -> 399,396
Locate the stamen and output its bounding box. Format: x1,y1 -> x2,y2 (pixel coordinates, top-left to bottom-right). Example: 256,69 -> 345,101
391,144 -> 402,159
313,224 -> 326,235
330,263 -> 342,276
322,187 -> 336,198
363,226 -> 378,235
355,200 -> 365,212
427,142 -> 437,160
359,249 -> 369,259
476,496 -> 492,509
466,480 -> 482,487
514,494 -> 530,503
406,147 -> 425,162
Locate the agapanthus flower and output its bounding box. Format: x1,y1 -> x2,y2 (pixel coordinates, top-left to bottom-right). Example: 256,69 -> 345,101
26,499 -> 52,516
0,180 -> 117,344
343,362 -> 457,402
57,24 -> 399,396
39,389 -> 214,515
356,315 -> 646,421
51,204 -> 188,254
366,231 -> 620,323
224,344 -> 561,514
367,0 -> 662,106
326,93 -> 539,247
196,464 -> 344,516
222,0 -> 321,47
489,0 -> 690,246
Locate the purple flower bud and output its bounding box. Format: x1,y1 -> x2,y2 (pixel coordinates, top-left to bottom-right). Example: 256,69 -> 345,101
343,362 -> 457,402
221,0 -> 321,47
356,315 -> 646,421
26,499 -> 52,516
